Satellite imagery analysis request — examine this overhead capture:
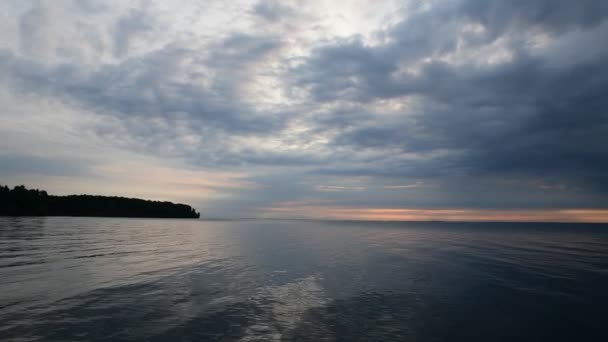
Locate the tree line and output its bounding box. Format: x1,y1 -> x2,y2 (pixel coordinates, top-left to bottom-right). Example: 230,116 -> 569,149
0,185 -> 200,218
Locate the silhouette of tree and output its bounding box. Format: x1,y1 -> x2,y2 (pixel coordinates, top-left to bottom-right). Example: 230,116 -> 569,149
0,185 -> 200,218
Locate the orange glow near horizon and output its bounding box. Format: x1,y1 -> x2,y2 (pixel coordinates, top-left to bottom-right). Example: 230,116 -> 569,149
264,203 -> 608,223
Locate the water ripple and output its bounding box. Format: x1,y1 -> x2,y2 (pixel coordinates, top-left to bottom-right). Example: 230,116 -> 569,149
1,217 -> 607,341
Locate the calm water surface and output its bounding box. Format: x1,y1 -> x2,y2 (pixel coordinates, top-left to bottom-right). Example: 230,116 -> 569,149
1,217 -> 607,341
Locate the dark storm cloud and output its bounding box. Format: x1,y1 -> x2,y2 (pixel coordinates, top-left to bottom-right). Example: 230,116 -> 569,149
327,50 -> 608,173
296,0 -> 608,102
292,0 -> 608,195
461,0 -> 608,34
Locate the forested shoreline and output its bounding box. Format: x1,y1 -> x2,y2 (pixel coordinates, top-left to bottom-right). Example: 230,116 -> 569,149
0,185 -> 200,218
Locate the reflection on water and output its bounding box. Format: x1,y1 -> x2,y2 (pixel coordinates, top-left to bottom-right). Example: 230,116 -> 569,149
1,217 -> 607,341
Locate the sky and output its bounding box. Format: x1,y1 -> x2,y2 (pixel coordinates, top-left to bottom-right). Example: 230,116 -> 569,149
1,0 -> 608,222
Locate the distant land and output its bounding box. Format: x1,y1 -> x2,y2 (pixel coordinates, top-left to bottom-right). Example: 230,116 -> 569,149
0,185 -> 200,218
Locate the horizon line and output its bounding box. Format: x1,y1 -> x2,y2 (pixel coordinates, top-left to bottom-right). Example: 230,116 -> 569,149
196,217 -> 608,224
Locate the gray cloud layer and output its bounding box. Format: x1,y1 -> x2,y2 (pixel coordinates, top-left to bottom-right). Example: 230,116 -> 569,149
1,0 -> 607,216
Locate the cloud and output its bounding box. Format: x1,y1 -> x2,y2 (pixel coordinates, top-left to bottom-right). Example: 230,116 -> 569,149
112,7 -> 155,57
0,154 -> 91,177
252,0 -> 294,22
0,41 -> 283,132
290,0 -> 608,198
1,0 -> 607,219
263,204 -> 608,223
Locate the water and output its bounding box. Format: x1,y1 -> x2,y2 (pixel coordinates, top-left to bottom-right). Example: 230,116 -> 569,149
0,217 -> 607,341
